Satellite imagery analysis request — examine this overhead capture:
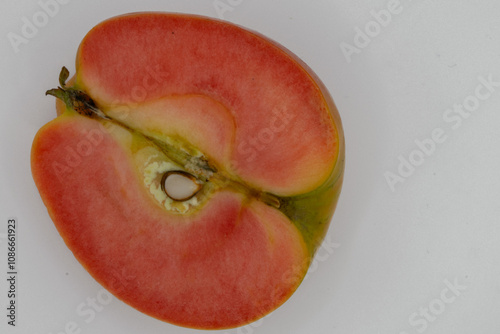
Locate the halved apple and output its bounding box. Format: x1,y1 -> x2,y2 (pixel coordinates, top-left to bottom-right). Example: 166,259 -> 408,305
31,12 -> 344,330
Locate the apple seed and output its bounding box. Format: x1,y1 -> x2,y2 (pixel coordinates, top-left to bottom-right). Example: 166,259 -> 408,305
161,171 -> 202,201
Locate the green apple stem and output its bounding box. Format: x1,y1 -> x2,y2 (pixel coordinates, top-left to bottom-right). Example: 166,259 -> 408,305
46,67 -> 110,120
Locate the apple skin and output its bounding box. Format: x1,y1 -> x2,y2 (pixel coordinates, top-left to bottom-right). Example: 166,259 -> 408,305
31,12 -> 344,330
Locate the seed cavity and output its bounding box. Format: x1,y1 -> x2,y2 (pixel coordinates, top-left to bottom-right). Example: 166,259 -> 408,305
161,171 -> 202,201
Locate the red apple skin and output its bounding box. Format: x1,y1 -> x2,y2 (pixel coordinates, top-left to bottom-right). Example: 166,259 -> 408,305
31,12 -> 344,330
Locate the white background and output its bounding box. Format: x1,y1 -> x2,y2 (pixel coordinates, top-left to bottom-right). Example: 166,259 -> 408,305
1,0 -> 499,333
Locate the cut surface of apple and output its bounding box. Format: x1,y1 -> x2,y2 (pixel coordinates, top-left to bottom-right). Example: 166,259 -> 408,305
31,12 -> 344,330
